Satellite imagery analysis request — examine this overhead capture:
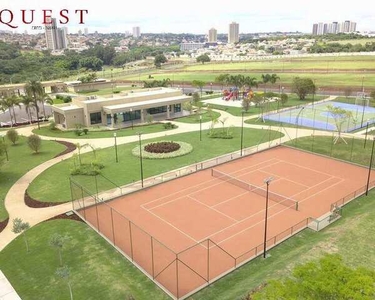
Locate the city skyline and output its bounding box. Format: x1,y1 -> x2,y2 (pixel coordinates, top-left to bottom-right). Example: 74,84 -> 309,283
0,0 -> 374,34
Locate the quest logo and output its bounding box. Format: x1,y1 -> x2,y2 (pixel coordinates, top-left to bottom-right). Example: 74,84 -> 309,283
0,9 -> 89,29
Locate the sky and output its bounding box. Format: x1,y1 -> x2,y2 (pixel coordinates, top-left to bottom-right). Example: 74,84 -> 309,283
0,0 -> 374,34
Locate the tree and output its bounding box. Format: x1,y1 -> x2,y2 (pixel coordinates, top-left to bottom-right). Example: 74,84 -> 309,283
154,54 -> 167,68
242,97 -> 251,112
25,80 -> 44,129
192,92 -> 200,105
56,265 -> 74,300
50,234 -> 70,266
196,54 -> 211,64
27,134 -> 42,153
327,104 -> 352,144
143,78 -> 171,88
78,57 -> 103,71
344,87 -> 353,99
280,93 -> 288,106
0,97 -> 15,126
215,74 -> 230,90
182,101 -> 193,114
252,254 -> 375,300
291,77 -> 316,100
6,95 -> 21,124
6,129 -> 19,145
12,218 -> 30,252
21,95 -> 35,124
192,80 -> 206,97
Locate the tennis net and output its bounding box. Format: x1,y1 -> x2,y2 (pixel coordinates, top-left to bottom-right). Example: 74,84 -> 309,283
212,169 -> 299,210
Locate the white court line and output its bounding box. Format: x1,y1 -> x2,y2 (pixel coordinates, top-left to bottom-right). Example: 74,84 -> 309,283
187,195 -> 240,223
212,191 -> 250,208
143,158 -> 281,211
255,168 -> 310,189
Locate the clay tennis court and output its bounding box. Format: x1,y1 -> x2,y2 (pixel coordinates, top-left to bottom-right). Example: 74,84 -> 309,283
74,146 -> 375,299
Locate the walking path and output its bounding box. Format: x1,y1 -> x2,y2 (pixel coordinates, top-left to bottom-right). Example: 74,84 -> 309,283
0,95 -> 366,251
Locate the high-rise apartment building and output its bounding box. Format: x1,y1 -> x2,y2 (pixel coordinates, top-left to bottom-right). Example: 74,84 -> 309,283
208,28 -> 217,43
132,26 -> 141,38
45,17 -> 67,50
312,20 -> 357,35
228,22 -> 239,44
312,24 -> 318,35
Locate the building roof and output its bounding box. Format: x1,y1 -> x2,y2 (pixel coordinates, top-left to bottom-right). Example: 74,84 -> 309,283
102,95 -> 190,114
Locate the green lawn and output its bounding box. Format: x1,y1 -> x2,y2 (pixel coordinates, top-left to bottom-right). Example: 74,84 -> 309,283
27,128 -> 283,203
0,136 -> 66,222
174,110 -> 220,123
206,95 -> 324,117
122,72 -> 375,88
32,123 -> 178,139
329,38 -> 375,45
3,151 -> 375,299
0,219 -> 168,300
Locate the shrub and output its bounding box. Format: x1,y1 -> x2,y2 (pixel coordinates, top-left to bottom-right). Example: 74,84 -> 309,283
49,121 -> 57,130
132,141 -> 193,159
146,114 -> 153,124
83,128 -> 89,135
6,129 -> 19,145
70,161 -> 104,176
74,129 -> 83,136
163,122 -> 177,129
63,96 -> 72,103
113,90 -> 121,94
145,141 -> 180,153
205,91 -> 214,95
27,134 -> 42,153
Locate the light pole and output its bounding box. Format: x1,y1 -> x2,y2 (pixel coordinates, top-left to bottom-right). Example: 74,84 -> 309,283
210,82 -> 213,92
199,115 -> 202,141
138,132 -> 144,188
361,99 -> 366,128
313,79 -> 317,107
263,176 -> 274,258
240,111 -> 244,156
0,134 -> 8,161
130,108 -> 134,130
362,76 -> 365,93
364,120 -> 370,149
114,132 -> 118,163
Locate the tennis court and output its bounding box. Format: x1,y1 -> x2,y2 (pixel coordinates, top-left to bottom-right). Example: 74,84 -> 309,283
73,146 -> 375,299
264,101 -> 375,132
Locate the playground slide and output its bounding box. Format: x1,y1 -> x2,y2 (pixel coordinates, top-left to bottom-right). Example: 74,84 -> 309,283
225,92 -> 234,101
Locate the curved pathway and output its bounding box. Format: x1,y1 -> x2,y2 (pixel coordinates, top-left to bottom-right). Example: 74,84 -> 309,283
0,96 -> 366,251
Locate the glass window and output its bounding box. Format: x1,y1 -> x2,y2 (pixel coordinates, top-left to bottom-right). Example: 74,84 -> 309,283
146,106 -> 168,115
174,104 -> 181,113
90,112 -> 102,125
122,110 -> 141,121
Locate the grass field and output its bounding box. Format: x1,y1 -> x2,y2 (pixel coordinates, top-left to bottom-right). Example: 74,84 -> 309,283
2,136 -> 375,300
32,123 -> 177,139
122,72 -> 375,88
27,128 -> 283,203
173,109 -> 220,123
328,38 -> 375,45
0,136 -> 66,222
183,57 -> 375,71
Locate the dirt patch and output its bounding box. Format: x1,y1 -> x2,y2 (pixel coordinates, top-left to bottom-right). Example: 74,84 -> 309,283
24,189 -> 68,208
54,140 -> 76,158
45,211 -> 84,223
0,217 -> 9,233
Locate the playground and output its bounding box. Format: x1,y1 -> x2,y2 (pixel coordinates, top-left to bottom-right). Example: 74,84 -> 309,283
72,146 -> 375,299
264,101 -> 375,132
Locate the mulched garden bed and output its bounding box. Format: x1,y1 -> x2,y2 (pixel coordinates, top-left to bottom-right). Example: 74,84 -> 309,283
54,140 -> 77,158
24,189 -> 67,208
0,217 -> 9,233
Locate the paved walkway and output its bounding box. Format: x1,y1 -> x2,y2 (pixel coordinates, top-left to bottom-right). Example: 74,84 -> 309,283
0,95 -> 365,251
0,270 -> 21,300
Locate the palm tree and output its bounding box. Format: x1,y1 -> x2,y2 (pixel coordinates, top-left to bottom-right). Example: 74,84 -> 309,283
8,95 -> 21,124
261,74 -> 271,95
21,95 -> 35,124
0,97 -> 14,126
25,80 -> 44,129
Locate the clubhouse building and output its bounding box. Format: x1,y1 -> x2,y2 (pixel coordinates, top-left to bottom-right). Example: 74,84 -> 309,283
51,87 -> 191,129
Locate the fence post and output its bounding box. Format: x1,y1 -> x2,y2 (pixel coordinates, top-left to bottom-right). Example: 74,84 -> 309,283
110,208 -> 115,245
129,221 -> 134,261
95,197 -> 100,232
350,136 -> 355,162
176,257 -> 179,299
207,240 -> 210,283
82,191 -> 87,220
95,175 -> 99,197
151,236 -> 155,279
330,132 -> 334,157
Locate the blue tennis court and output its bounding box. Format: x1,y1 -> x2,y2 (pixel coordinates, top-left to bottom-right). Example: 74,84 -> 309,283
264,101 -> 375,132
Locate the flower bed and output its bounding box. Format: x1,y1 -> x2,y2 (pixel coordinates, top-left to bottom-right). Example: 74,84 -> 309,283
132,141 -> 193,159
